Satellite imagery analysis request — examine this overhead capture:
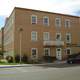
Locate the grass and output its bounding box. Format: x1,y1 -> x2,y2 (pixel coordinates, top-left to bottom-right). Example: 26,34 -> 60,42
0,62 -> 20,65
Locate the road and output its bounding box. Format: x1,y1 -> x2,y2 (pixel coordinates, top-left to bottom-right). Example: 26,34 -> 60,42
0,64 -> 80,80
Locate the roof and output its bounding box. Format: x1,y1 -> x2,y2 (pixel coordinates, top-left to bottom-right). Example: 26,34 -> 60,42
14,7 -> 80,18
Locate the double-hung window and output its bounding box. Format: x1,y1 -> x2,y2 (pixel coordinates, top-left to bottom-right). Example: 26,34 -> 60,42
31,15 -> 37,24
43,16 -> 49,26
43,32 -> 50,41
31,48 -> 38,58
66,33 -> 71,43
44,48 -> 50,56
55,17 -> 61,28
56,33 -> 61,41
31,31 -> 37,41
65,19 -> 70,28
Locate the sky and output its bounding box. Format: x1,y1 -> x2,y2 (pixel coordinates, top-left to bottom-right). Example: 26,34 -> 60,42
0,0 -> 80,28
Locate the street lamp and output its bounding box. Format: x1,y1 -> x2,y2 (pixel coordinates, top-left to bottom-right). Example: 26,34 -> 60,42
19,28 -> 23,63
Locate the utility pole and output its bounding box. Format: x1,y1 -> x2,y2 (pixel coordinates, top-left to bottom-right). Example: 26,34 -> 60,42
19,28 -> 23,63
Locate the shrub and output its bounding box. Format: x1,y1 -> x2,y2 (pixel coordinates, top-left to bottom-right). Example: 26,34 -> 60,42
22,55 -> 28,63
0,59 -> 8,63
15,55 -> 20,63
15,55 -> 28,63
6,56 -> 13,63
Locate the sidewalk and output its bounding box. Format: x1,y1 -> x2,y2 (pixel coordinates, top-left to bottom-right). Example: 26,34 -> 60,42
0,64 -> 32,68
0,61 -> 67,68
33,60 -> 66,66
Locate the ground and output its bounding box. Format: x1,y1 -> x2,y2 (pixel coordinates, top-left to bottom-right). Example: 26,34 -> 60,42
0,64 -> 80,80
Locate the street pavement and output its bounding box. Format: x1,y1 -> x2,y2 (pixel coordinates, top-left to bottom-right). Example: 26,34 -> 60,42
0,64 -> 80,80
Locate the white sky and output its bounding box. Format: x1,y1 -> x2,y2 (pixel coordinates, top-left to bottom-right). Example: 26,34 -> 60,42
0,0 -> 80,17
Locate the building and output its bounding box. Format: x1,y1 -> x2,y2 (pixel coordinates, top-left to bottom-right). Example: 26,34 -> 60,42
3,7 -> 80,62
0,27 -> 4,57
0,30 -> 2,53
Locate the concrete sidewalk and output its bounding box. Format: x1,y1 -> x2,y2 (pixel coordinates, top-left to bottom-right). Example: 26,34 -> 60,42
0,64 -> 32,68
0,61 -> 66,68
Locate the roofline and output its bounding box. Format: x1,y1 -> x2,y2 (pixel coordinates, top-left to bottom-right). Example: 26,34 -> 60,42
14,7 -> 80,18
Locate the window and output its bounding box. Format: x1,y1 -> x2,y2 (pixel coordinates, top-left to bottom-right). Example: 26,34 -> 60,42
65,19 -> 70,28
55,17 -> 61,27
43,32 -> 50,41
43,16 -> 49,26
44,48 -> 50,56
66,33 -> 71,43
31,31 -> 37,41
31,15 -> 37,24
66,48 -> 71,55
31,48 -> 38,58
56,33 -> 61,41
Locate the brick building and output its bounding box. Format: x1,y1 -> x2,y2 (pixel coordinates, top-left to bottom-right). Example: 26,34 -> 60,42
3,7 -> 80,62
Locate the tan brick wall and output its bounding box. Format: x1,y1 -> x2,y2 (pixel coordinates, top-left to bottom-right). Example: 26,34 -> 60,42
4,7 -> 80,61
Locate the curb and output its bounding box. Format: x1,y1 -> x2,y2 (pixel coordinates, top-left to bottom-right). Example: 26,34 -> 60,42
0,65 -> 32,68
0,61 -> 66,68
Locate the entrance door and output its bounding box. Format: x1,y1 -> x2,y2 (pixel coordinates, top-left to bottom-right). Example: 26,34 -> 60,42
56,48 -> 62,60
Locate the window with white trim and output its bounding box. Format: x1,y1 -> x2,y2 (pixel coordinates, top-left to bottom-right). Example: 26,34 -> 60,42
55,17 -> 61,27
66,48 -> 71,55
43,32 -> 50,41
66,33 -> 71,43
43,16 -> 49,26
65,19 -> 70,28
31,31 -> 37,41
44,48 -> 50,56
56,33 -> 61,41
31,15 -> 37,24
31,48 -> 38,58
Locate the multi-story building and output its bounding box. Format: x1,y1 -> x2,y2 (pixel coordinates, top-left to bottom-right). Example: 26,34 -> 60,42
0,30 -> 2,53
0,27 -> 4,57
3,7 -> 80,62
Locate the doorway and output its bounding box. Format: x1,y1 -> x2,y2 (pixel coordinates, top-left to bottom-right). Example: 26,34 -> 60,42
56,48 -> 62,60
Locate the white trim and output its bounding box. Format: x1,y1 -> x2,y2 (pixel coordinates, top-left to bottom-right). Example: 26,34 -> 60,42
43,16 -> 49,26
31,15 -> 37,24
55,17 -> 61,27
56,33 -> 61,41
43,32 -> 50,41
66,33 -> 71,43
65,19 -> 71,28
44,48 -> 50,56
31,31 -> 37,41
56,48 -> 62,60
31,48 -> 38,58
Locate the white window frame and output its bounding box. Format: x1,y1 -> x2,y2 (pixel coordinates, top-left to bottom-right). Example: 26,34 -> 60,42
55,17 -> 61,28
56,48 -> 62,60
65,19 -> 70,28
31,48 -> 38,58
66,48 -> 71,55
66,33 -> 71,43
56,33 -> 61,41
31,15 -> 37,24
31,31 -> 37,41
44,48 -> 50,56
43,32 -> 50,41
43,16 -> 49,26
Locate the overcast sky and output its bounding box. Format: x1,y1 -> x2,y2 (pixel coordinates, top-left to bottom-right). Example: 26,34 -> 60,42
0,0 -> 80,28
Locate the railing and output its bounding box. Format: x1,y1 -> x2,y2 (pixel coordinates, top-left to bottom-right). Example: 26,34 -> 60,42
43,40 -> 64,46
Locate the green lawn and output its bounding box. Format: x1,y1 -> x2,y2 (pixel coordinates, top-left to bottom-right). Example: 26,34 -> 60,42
0,62 -> 19,65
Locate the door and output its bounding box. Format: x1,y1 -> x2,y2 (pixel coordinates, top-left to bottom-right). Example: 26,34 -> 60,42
56,48 -> 62,60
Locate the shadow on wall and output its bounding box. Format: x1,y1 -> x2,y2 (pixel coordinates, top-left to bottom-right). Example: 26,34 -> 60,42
15,54 -> 28,63
43,56 -> 56,63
